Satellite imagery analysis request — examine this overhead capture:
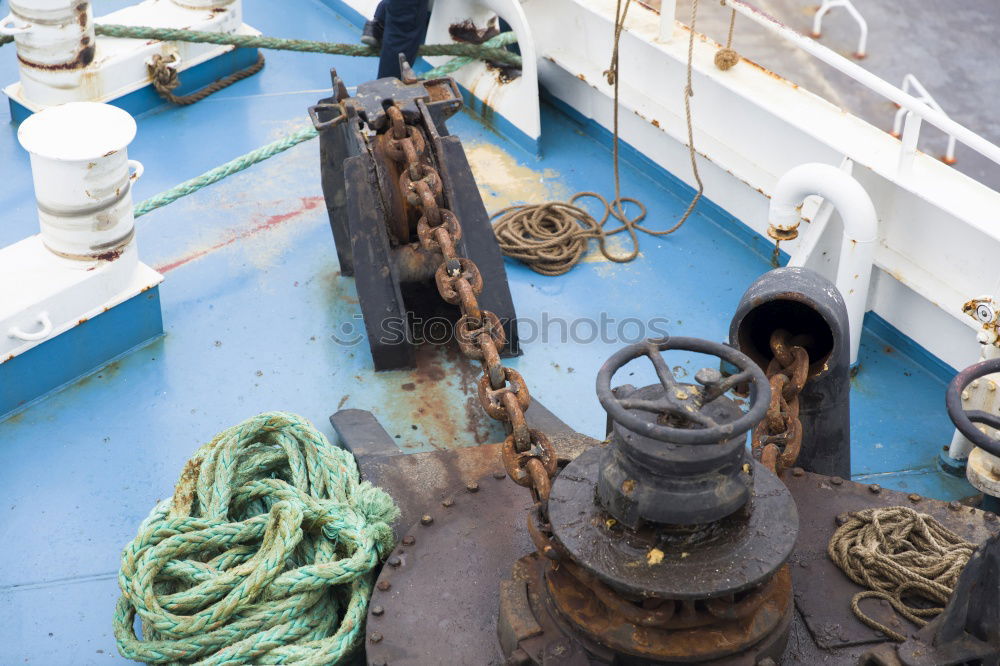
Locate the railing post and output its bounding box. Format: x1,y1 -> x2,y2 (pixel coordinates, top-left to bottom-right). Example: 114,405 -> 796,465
897,111 -> 922,178
658,0 -> 675,43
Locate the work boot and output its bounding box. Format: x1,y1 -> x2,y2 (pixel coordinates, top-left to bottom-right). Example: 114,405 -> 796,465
361,20 -> 383,47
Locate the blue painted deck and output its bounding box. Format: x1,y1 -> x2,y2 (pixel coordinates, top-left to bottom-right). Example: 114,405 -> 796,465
0,0 -> 974,662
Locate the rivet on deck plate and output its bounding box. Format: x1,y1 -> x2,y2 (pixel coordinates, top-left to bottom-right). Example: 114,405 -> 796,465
442,497 -> 454,507
371,605 -> 384,616
830,476 -> 844,485
466,481 -> 480,493
401,535 -> 415,546
949,500 -> 962,511
420,514 -> 434,526
493,470 -> 506,480
792,467 -> 804,477
985,511 -> 998,522
377,580 -> 391,592
836,513 -> 849,526
869,484 -> 881,494
908,493 -> 922,502
387,556 -> 401,568
370,632 -> 383,644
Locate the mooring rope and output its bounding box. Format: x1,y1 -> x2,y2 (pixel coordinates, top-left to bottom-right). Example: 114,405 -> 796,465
147,52 -> 267,105
827,505 -> 975,642
113,412 -> 399,664
133,125 -> 321,218
93,24 -> 521,68
131,32 -> 507,219
490,0 -> 704,275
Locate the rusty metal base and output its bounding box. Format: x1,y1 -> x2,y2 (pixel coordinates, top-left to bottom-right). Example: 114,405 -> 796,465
498,554 -> 792,665
352,408 -> 1000,664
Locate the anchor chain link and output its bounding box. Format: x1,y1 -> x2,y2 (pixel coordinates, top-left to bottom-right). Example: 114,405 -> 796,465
382,104 -> 558,516
751,329 -> 810,475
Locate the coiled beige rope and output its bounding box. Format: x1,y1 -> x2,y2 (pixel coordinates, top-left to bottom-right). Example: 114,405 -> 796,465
490,0 -> 704,276
491,193 -> 648,276
828,505 -> 975,641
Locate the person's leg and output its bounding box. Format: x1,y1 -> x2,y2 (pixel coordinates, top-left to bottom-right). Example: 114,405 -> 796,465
377,0 -> 430,79
361,0 -> 387,47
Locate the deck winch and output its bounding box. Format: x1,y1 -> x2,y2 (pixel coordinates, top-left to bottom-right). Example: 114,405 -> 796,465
310,61 -> 519,370
498,337 -> 798,664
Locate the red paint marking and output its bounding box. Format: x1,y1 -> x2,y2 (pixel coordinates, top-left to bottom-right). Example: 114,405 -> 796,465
155,196 -> 324,274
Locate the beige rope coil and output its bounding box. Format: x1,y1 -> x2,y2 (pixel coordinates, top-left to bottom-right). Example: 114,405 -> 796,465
490,0 -> 704,276
491,193 -> 649,276
827,505 -> 975,642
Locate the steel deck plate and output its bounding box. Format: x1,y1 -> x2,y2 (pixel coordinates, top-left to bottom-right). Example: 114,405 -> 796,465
0,0 -> 985,662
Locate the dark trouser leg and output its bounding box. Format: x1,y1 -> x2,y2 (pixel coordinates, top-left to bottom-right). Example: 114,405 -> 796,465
377,0 -> 430,79
373,0 -> 386,27
497,18 -> 521,56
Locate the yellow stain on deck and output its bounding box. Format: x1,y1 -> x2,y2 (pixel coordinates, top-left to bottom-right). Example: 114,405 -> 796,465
466,141 -> 568,211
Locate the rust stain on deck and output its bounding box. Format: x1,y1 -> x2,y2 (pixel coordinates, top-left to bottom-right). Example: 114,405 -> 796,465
155,196 -> 324,273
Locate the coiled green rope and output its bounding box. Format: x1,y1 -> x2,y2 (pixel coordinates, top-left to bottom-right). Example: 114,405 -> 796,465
113,412 -> 399,664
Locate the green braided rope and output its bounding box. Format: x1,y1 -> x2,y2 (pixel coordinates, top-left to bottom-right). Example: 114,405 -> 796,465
113,412 -> 399,664
133,125 -> 318,218
133,32 -> 520,218
94,24 -> 522,68
125,27 -> 520,218
423,31 -> 519,77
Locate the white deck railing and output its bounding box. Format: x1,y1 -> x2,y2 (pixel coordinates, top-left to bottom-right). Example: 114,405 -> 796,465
723,0 -> 1000,177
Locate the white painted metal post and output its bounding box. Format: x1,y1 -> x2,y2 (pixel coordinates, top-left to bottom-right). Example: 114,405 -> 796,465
0,1 -> 95,94
769,163 -> 877,365
658,0 -> 676,43
896,111 -> 922,179
18,103 -> 143,260
810,0 -> 867,58
892,75 -> 957,164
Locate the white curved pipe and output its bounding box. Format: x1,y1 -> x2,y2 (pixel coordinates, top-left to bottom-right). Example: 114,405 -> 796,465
771,163 -> 877,366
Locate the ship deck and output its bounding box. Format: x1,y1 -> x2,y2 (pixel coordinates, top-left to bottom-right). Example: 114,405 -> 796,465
0,0 -> 977,662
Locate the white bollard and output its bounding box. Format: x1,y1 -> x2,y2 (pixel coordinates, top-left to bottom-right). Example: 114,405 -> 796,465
0,1 -> 95,103
17,102 -> 143,260
169,0 -> 242,21
171,0 -> 238,7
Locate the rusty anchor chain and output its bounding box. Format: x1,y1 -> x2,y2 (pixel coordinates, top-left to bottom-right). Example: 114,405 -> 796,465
381,104 -> 558,515
751,329 -> 810,475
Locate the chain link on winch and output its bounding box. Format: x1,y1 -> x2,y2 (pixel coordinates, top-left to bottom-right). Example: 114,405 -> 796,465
381,104 -> 559,513
751,329 -> 810,475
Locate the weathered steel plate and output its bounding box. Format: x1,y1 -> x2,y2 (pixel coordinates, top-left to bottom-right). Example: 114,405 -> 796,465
340,400 -> 600,537
365,474 -> 534,665
784,470 -> 1000,649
